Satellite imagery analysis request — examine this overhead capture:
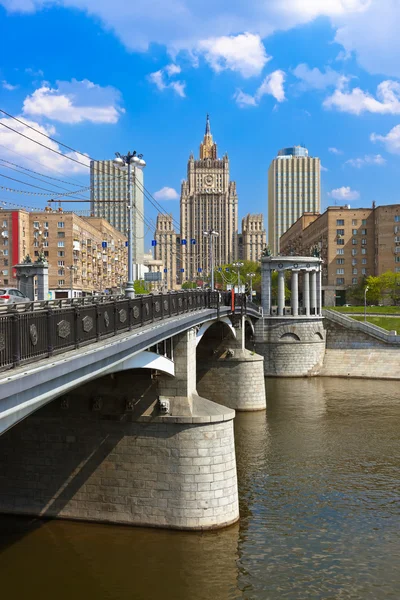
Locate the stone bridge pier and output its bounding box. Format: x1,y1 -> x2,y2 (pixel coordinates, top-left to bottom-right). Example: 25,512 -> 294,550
0,324 -> 246,531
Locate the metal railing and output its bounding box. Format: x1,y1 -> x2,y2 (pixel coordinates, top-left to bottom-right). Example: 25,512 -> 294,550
0,291 -> 247,372
323,309 -> 400,345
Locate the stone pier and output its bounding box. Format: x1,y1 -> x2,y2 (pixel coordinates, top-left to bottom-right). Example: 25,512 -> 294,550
256,255 -> 326,376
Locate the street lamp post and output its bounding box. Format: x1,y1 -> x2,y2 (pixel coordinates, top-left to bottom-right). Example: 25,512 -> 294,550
233,262 -> 244,292
203,230 -> 219,290
68,265 -> 77,299
364,285 -> 369,322
114,151 -> 146,299
247,272 -> 256,298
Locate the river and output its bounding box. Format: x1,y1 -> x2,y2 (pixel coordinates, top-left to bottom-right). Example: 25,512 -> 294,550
0,378 -> 399,599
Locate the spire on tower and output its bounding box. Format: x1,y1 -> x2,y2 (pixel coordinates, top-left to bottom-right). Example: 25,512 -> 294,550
205,113 -> 211,135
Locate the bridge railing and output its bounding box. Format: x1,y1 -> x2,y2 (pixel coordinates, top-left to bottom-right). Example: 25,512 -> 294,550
0,290 -> 243,371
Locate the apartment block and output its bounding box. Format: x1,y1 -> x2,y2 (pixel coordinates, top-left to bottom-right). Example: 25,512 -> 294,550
280,204 -> 400,305
238,214 -> 267,262
154,214 -> 178,290
0,209 -> 127,298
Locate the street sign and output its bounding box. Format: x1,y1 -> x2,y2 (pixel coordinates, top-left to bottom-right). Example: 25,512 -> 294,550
151,240 -> 157,246
144,272 -> 162,282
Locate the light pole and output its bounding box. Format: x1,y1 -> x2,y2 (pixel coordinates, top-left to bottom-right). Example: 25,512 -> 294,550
233,262 -> 244,292
364,285 -> 369,322
247,272 -> 256,298
113,151 -> 146,299
203,230 -> 219,290
68,265 -> 77,299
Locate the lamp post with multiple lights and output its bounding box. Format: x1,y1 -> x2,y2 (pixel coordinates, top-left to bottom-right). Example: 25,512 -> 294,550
247,272 -> 256,298
233,262 -> 244,292
113,151 -> 146,299
203,229 -> 219,290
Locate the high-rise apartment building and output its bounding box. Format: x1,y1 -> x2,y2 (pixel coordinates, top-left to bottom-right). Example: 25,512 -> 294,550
0,209 -> 127,298
238,214 -> 267,262
154,214 -> 178,290
90,159 -> 144,263
280,204 -> 400,305
268,146 -> 320,254
180,115 -> 238,281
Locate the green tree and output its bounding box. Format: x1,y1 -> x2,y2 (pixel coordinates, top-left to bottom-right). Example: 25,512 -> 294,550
134,280 -> 147,295
365,275 -> 385,304
380,271 -> 400,305
181,281 -> 197,289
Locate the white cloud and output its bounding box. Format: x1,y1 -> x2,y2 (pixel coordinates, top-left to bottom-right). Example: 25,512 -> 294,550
148,64 -> 186,97
234,70 -> 286,108
329,186 -> 360,201
2,80 -> 18,90
196,33 -> 270,78
153,187 -> 179,201
0,115 -> 90,174
324,80 -> 400,115
22,79 -> 124,124
293,64 -> 345,90
329,147 -> 343,154
321,165 -> 329,172
371,125 -> 400,154
346,154 -> 386,168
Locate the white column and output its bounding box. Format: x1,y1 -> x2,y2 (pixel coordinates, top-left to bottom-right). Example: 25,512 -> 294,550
303,271 -> 310,317
291,270 -> 299,316
278,270 -> 285,316
316,266 -> 322,315
262,265 -> 271,315
310,270 -> 317,315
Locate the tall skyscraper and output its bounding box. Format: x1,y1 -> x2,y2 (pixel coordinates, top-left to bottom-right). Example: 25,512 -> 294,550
180,115 -> 238,281
239,214 -> 267,262
154,214 -> 178,290
90,160 -> 145,263
268,146 -> 320,254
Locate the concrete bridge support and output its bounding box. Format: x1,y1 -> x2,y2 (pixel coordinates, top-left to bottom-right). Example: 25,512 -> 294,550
197,320 -> 266,412
0,328 -> 240,531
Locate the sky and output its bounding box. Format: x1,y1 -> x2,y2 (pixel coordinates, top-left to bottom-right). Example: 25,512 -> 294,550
1,0 -> 400,246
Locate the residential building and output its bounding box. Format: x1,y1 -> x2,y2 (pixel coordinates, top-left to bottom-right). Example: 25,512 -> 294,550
238,214 -> 267,262
154,214 -> 178,290
280,204 -> 400,305
180,115 -> 238,281
90,159 -> 145,263
0,208 -> 127,298
268,146 -> 320,254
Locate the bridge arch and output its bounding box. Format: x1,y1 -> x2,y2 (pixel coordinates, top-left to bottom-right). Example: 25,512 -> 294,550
196,317 -> 236,346
106,351 -> 175,377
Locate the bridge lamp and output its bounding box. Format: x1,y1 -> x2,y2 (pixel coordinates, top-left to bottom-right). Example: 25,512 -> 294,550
233,262 -> 244,290
113,151 -> 146,299
203,230 -> 219,290
364,285 -> 369,322
247,272 -> 256,297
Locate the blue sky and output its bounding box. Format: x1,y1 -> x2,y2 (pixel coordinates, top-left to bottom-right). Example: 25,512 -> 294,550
1,0 -> 400,246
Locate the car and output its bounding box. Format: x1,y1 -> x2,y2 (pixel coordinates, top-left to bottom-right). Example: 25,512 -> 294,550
0,288 -> 31,304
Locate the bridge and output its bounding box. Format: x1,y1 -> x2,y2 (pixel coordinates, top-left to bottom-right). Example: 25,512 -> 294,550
0,290 -> 265,531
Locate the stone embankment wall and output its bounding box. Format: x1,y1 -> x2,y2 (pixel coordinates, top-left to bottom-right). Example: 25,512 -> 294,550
0,371 -> 239,530
254,317 -> 326,377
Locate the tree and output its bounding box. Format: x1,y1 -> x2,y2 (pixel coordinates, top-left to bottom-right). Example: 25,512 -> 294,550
134,280 -> 147,295
181,281 -> 197,289
380,271 -> 400,305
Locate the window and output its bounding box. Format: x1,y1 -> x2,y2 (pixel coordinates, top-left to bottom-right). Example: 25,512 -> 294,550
34,251 -> 39,257
3,259 -> 8,266
58,269 -> 64,276
362,219 -> 367,225
2,270 -> 8,276
44,222 -> 49,228
352,219 -> 357,226
362,258 -> 367,264
337,238 -> 345,245
33,221 -> 39,228
2,220 -> 7,227
43,241 -> 49,247
352,229 -> 357,235
337,219 -> 344,226
337,278 -> 345,285
58,280 -> 65,286
352,249 -> 357,256
336,258 -> 344,264
361,238 -> 367,245
58,260 -> 65,266
352,238 -> 357,245
337,268 -> 344,275
57,251 -> 64,257
57,221 -> 64,228
362,268 -> 367,275
3,249 -> 8,256
44,231 -> 49,238
352,259 -> 357,265
337,229 -> 345,236
361,248 -> 367,255
395,215 -> 400,222
395,256 -> 400,263
34,241 -> 39,247
58,241 -> 65,247
361,229 -> 367,235
57,232 -> 65,238
352,278 -> 358,284
352,268 -> 358,275
336,248 -> 344,255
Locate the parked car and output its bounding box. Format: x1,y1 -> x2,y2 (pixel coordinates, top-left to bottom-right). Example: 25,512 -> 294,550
0,288 -> 31,304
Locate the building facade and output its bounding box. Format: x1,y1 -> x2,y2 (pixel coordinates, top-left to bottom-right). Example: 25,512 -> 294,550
154,214 -> 178,290
268,146 -> 320,255
280,204 -> 400,305
238,214 -> 267,262
180,115 -> 238,282
0,209 -> 127,298
90,159 -> 144,264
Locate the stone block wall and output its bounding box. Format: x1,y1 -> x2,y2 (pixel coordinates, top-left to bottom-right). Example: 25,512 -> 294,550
254,317 -> 326,377
318,348 -> 400,379
197,350 -> 266,411
325,319 -> 392,349
0,371 -> 239,530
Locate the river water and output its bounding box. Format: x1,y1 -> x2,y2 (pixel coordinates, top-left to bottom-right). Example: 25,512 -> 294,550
0,378 -> 399,599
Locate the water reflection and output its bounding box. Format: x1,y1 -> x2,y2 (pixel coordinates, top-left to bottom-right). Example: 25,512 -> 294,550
0,377 -> 399,600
